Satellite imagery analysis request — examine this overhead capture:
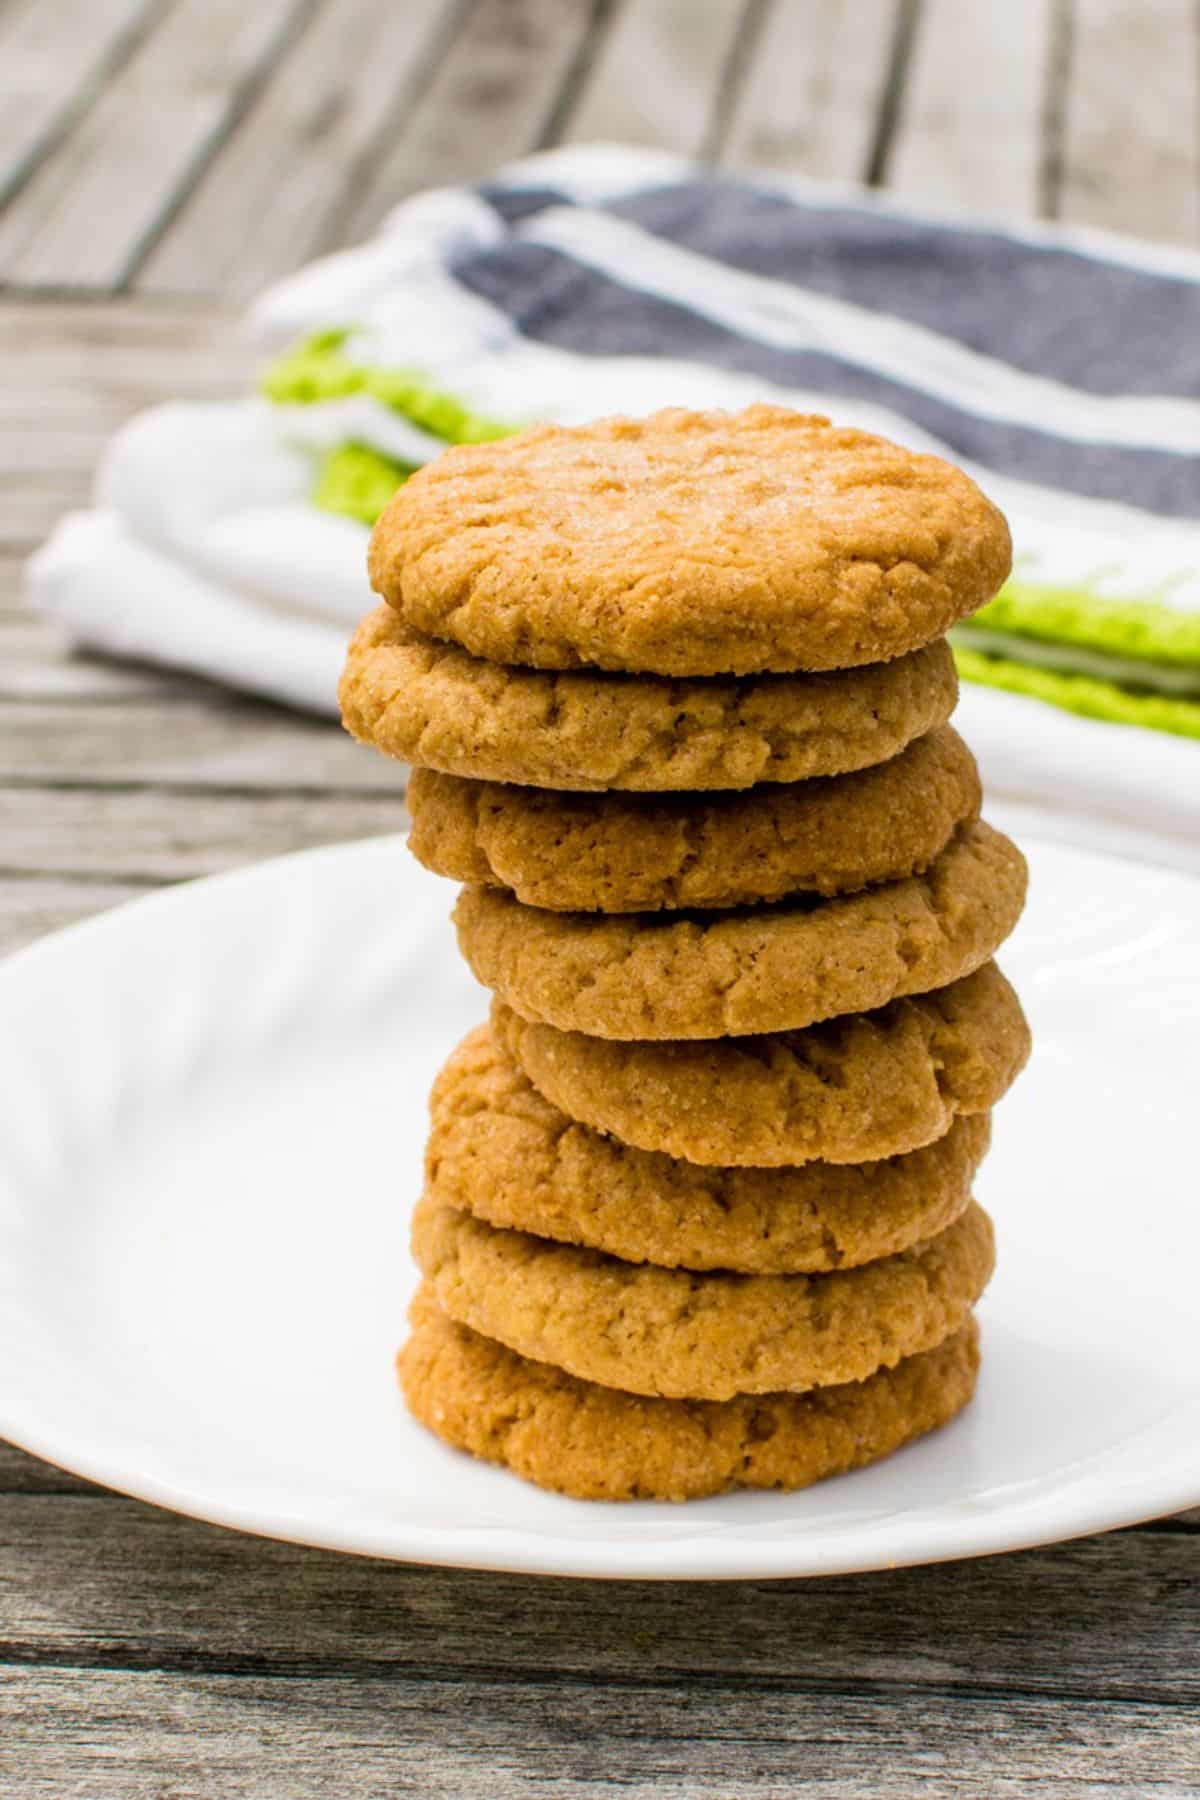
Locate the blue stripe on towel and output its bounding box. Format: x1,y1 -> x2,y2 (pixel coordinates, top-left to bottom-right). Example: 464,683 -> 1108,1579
454,240 -> 1200,517
606,181 -> 1200,399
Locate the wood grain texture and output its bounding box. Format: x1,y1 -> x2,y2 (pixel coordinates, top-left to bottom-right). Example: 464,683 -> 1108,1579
1057,0 -> 1200,241
0,299 -> 247,553
0,476 -> 94,558
0,620 -> 205,701
0,300 -> 249,443
887,0 -> 1055,215
0,0 -> 312,291
721,0 -> 897,182
1,1665 -> 1198,1798
0,876 -> 157,957
8,1660 -> 1200,1799
561,0 -> 749,156
0,698 -> 401,791
0,295 -> 245,374
0,1443 -> 100,1494
0,1489 -> 1197,1696
0,0 -> 158,213
139,0 -> 455,298
341,0 -> 599,246
0,786 -> 399,881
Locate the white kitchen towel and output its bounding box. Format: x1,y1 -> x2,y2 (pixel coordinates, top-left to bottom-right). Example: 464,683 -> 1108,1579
27,144 -> 1200,867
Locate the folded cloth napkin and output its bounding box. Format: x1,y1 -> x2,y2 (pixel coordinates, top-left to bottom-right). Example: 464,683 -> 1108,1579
28,144 -> 1200,869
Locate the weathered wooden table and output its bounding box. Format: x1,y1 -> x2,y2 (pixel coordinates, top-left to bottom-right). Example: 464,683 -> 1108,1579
2,3 -> 1198,1792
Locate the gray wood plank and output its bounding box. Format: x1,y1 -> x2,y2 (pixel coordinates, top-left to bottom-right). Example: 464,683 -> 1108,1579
0,0 -> 312,291
0,1665 -> 1197,1798
0,1656 -> 1194,1800
0,300 -> 246,437
560,0 -> 748,157
140,0 -> 454,300
0,297 -> 246,553
342,0 -> 599,248
0,0 -> 158,212
0,786 -> 399,881
0,300 -> 247,472
0,699 -> 401,792
1,1493 -> 1197,1700
1057,0 -> 1200,241
0,294 -> 253,697
887,0 -> 1054,216
0,295 -> 243,373
0,619 -> 206,702
721,0 -> 897,183
0,876 -> 156,957
0,474 -> 95,557
2,557 -> 27,609
0,1443 -> 99,1493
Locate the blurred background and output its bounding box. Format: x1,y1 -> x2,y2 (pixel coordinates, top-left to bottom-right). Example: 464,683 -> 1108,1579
4,10 -> 1200,1795
2,0 -> 1197,956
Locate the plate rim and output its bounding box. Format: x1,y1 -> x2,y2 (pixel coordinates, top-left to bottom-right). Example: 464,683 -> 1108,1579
2,1402 -> 1199,1580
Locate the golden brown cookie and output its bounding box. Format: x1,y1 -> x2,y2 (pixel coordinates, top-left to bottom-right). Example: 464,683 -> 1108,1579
408,726 -> 981,911
369,406 -> 1011,676
340,607 -> 959,792
412,1198 -> 993,1402
425,1024 -> 990,1273
492,961 -> 1030,1167
400,1292 -> 981,1502
455,821 -> 1027,1041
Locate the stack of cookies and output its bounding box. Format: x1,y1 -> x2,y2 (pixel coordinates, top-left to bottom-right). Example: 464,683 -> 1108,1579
340,406 -> 1031,1504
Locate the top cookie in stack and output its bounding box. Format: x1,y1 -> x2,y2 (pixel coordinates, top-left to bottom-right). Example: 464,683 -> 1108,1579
340,404 -> 1030,1504
364,406 -> 1009,676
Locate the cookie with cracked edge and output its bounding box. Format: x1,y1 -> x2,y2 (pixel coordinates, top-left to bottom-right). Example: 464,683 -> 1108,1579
425,1023 -> 990,1273
455,820 -> 1027,1041
412,1198 -> 994,1403
400,1291 -> 982,1502
408,725 -> 981,911
339,607 -> 959,792
491,961 -> 1030,1167
369,406 -> 1011,676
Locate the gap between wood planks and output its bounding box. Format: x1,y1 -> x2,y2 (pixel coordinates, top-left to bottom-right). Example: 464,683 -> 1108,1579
0,1647 -> 1197,1713
0,0 -> 167,217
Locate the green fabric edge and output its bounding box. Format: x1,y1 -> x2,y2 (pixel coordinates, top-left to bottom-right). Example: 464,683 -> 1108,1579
954,644 -> 1200,741
312,444 -> 415,527
963,581 -> 1200,669
259,331 -> 511,445
952,625 -> 1200,697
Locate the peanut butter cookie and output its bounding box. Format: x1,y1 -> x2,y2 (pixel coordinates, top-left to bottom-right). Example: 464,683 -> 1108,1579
412,1199 -> 994,1401
492,961 -> 1030,1166
408,726 -> 981,910
340,607 -> 958,791
369,406 -> 1011,675
425,1024 -> 989,1273
400,1293 -> 981,1502
456,821 -> 1027,1040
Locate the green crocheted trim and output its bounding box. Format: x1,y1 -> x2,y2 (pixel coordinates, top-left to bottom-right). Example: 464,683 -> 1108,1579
954,644 -> 1200,740
312,443 -> 414,526
964,580 -> 1200,669
957,626 -> 1200,697
260,330 -> 511,445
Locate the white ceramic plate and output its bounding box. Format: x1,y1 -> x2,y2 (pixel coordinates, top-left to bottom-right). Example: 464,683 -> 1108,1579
1,828 -> 1198,1579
